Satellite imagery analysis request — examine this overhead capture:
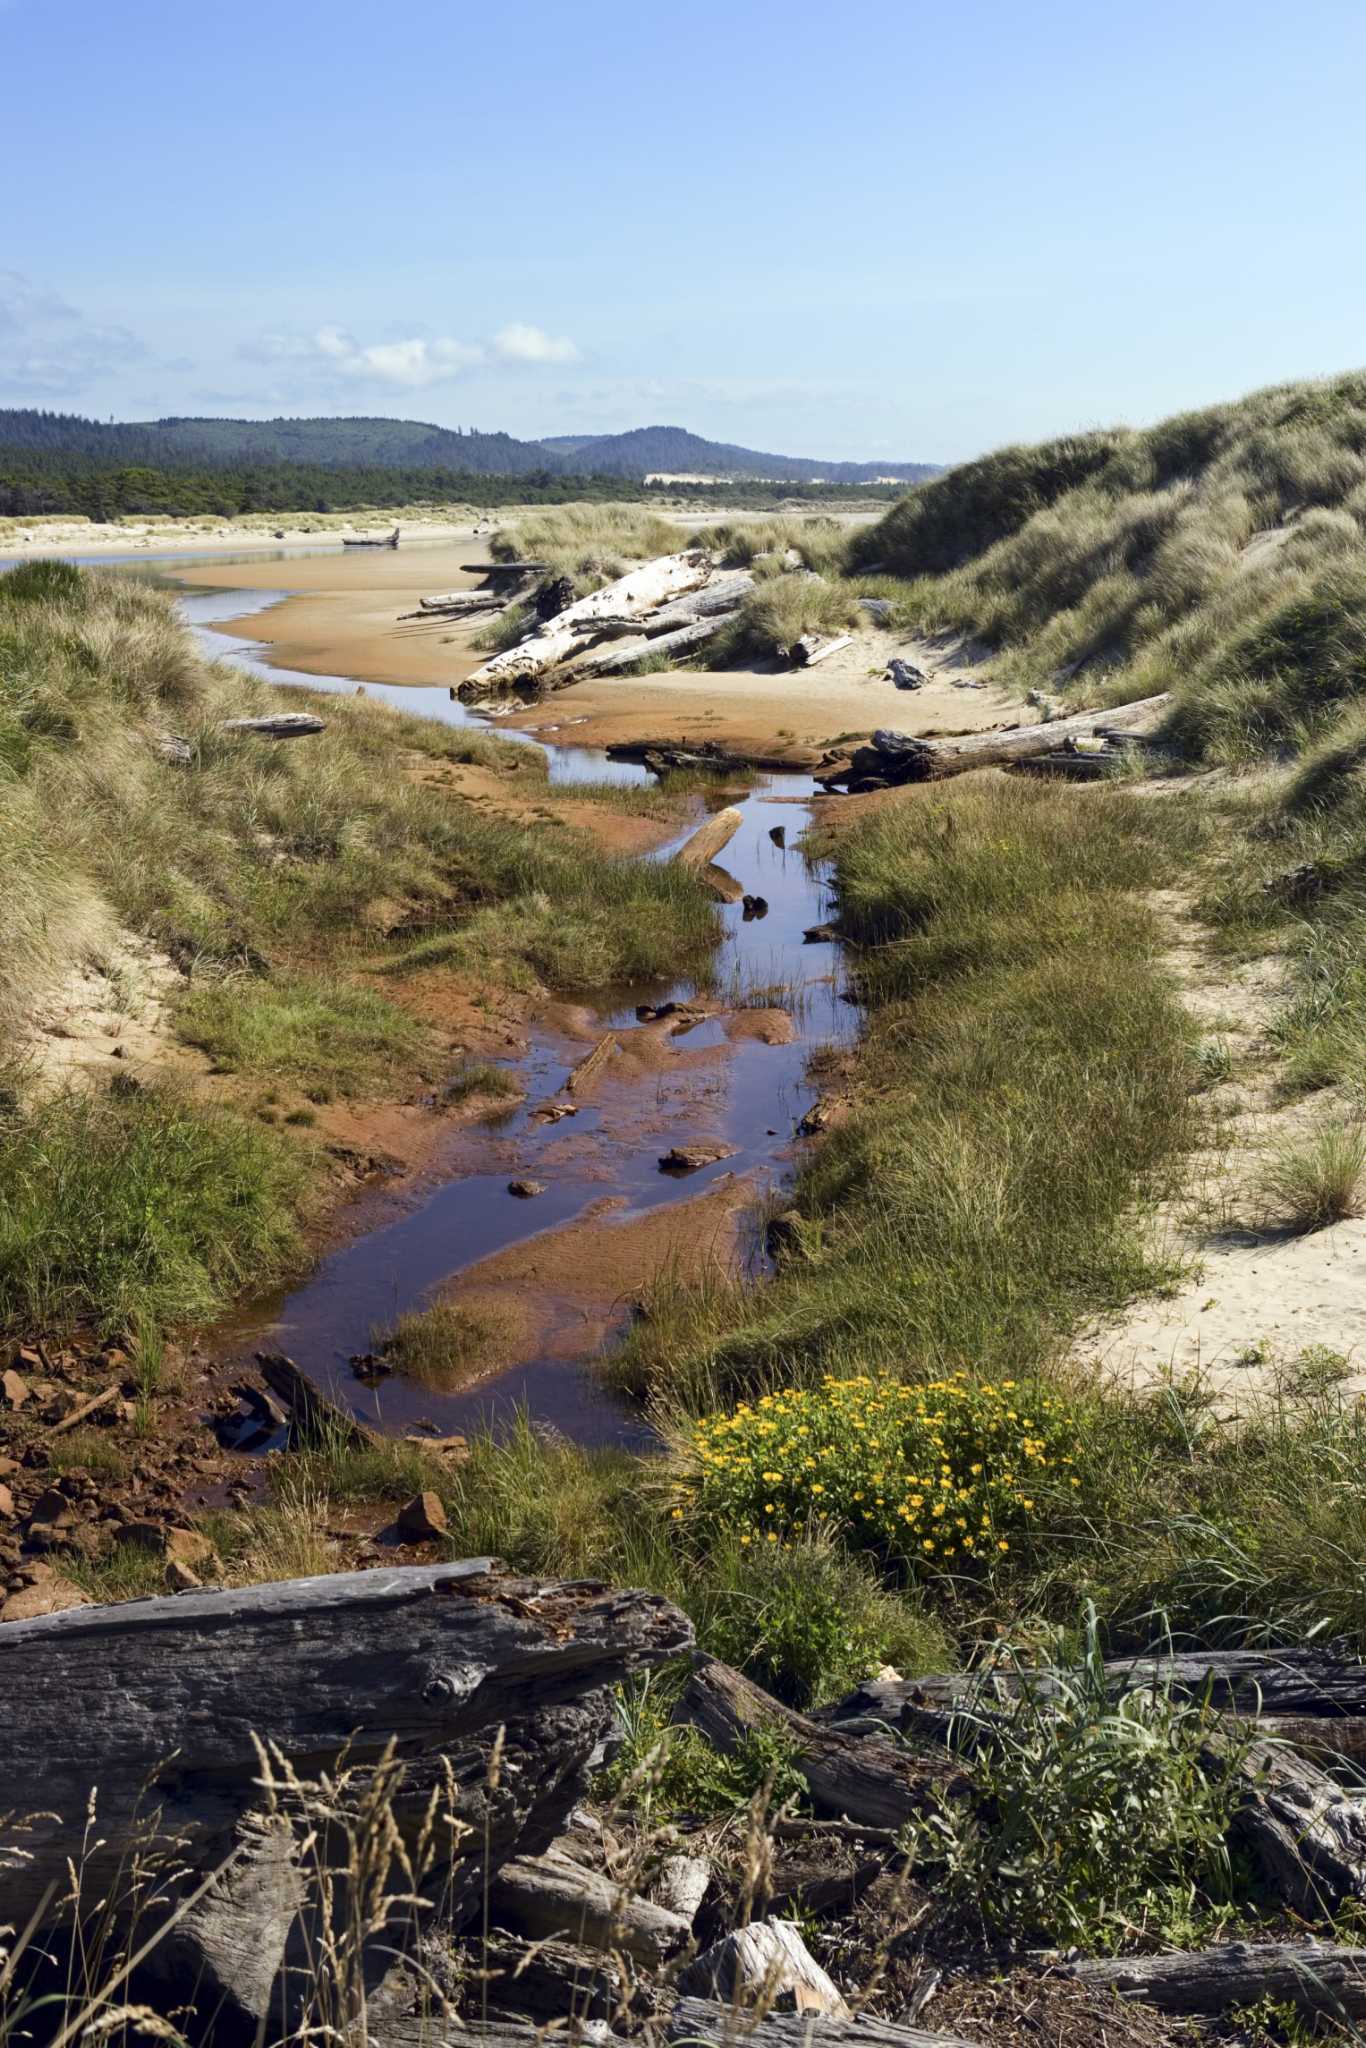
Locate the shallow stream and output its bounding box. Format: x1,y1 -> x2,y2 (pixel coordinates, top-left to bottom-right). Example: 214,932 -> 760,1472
128,557 -> 854,1445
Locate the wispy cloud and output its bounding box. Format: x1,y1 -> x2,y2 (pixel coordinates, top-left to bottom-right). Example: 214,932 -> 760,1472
241,318 -> 580,390
494,322 -> 579,365
0,270 -> 146,398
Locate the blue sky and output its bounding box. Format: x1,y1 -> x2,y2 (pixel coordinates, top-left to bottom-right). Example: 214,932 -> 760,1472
4,0 -> 1366,464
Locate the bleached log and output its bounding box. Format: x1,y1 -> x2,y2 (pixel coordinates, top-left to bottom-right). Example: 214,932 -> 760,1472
464,553 -> 711,694
653,1851 -> 711,1924
830,693 -> 1171,788
567,1034 -> 620,1095
577,616 -> 722,677
790,633 -> 854,668
1069,1943 -> 1366,2021
672,807 -> 744,872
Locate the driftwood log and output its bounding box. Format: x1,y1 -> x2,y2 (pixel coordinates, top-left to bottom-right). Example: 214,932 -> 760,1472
220,713 -> 327,740
577,616 -> 723,677
668,1997 -> 983,2048
678,1918 -> 849,2017
487,1844 -> 691,1965
257,1348 -> 379,1448
1218,1735 -> 1366,1912
464,553 -> 712,695
1069,1942 -> 1366,2020
824,694 -> 1171,790
790,633 -> 854,668
567,1033 -> 620,1096
673,807 -> 744,872
0,1562 -> 690,2032
588,571 -> 755,640
678,1656 -> 964,1829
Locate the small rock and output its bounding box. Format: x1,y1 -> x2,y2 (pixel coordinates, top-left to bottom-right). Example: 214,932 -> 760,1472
116,1523 -> 214,1569
0,1484 -> 13,1519
165,1558 -> 203,1592
768,825 -> 787,848
678,1919 -> 850,2018
397,1490 -> 448,1542
741,894 -> 769,920
803,922 -> 838,944
507,1178 -> 546,1199
0,1456 -> 18,1479
28,1486 -> 75,1529
659,1142 -> 738,1175
1,1369 -> 29,1410
888,659 -> 926,690
1,1574 -> 91,1623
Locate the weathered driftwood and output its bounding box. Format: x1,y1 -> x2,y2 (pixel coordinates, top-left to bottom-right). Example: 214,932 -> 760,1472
678,1919 -> 849,2017
1069,1942 -> 1366,2020
257,1349 -> 379,1449
668,1996 -> 983,2048
567,1034 -> 620,1096
487,1845 -> 691,1965
673,807 -> 744,872
1,1563 -> 689,2031
379,2020 -> 623,2048
825,694 -> 1171,790
790,633 -> 854,668
220,713 -> 327,739
401,594 -> 505,620
677,1656 -> 964,1830
464,554 -> 712,694
464,559 -> 551,577
653,1851 -> 711,1925
1217,1735 -> 1366,1912
826,1646 -> 1366,1729
588,571 -> 754,640
470,1929 -> 629,2023
577,616 -> 723,677
701,862 -> 745,904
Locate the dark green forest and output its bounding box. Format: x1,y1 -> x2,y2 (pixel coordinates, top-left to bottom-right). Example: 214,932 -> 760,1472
0,410 -> 928,520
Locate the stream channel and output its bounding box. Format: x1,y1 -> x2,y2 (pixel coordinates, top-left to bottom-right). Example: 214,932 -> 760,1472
121,552 -> 858,1449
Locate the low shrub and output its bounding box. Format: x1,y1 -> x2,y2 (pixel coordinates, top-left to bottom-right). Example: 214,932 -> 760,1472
679,1374 -> 1080,1574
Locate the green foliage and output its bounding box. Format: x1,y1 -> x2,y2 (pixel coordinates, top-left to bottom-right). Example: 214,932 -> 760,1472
718,573 -> 861,659
0,1085 -> 308,1338
680,1374 -> 1080,1575
371,1299 -> 511,1390
913,1613 -> 1250,1949
1259,1118 -> 1366,1230
598,1672 -> 809,1822
176,971 -> 428,1094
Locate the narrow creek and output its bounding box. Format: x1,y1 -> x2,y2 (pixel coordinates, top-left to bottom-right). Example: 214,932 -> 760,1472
157,566 -> 857,1447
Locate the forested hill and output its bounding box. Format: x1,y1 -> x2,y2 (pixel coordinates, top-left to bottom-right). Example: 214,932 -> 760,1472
536,425 -> 936,484
1,411 -> 558,476
1,411 -> 936,483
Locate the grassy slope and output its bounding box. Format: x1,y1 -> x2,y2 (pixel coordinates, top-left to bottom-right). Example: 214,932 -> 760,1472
851,369 -> 1366,760
0,562 -> 717,1337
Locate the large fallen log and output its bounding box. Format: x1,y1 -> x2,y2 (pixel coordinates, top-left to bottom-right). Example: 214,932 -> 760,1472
677,1655 -> 964,1830
825,694 -> 1171,790
672,807 -> 744,872
590,571 -> 756,639
463,553 -> 712,695
0,1563 -> 690,2033
668,1996 -> 983,2048
1217,1735 -> 1366,1913
790,633 -> 854,668
576,615 -> 724,677
1069,1942 -> 1366,2020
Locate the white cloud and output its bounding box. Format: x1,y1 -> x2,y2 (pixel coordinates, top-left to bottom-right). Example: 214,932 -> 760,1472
0,270 -> 146,398
494,322 -> 579,365
241,320 -> 580,391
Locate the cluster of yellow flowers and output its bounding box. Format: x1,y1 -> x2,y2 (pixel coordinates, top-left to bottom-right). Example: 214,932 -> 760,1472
676,1373 -> 1081,1572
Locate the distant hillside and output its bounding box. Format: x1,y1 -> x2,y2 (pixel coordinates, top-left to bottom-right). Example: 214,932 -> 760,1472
537,425 -> 936,484
0,411 -> 558,477
0,411 -> 935,485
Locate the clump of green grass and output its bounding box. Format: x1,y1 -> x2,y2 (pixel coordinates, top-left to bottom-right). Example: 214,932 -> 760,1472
489,504 -> 682,587
439,1060 -> 521,1105
716,573 -> 861,661
1259,1118 -> 1366,1230
471,599 -> 530,653
912,1611 -> 1249,1951
373,1299 -> 514,1390
0,1085 -> 309,1338
176,971 -> 429,1094
691,515 -> 850,578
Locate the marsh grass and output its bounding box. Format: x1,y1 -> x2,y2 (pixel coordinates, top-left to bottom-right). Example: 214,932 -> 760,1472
0,1083 -> 309,1338
372,1299 -> 517,1390
176,970 -> 429,1095
489,504 -> 681,586
716,574 -> 861,661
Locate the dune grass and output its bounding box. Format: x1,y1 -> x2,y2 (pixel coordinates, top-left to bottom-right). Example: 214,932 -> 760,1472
488,503 -> 682,589
715,573 -> 862,661
0,1082 -> 309,1338
1260,1118 -> 1366,1230
854,369 -> 1366,763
